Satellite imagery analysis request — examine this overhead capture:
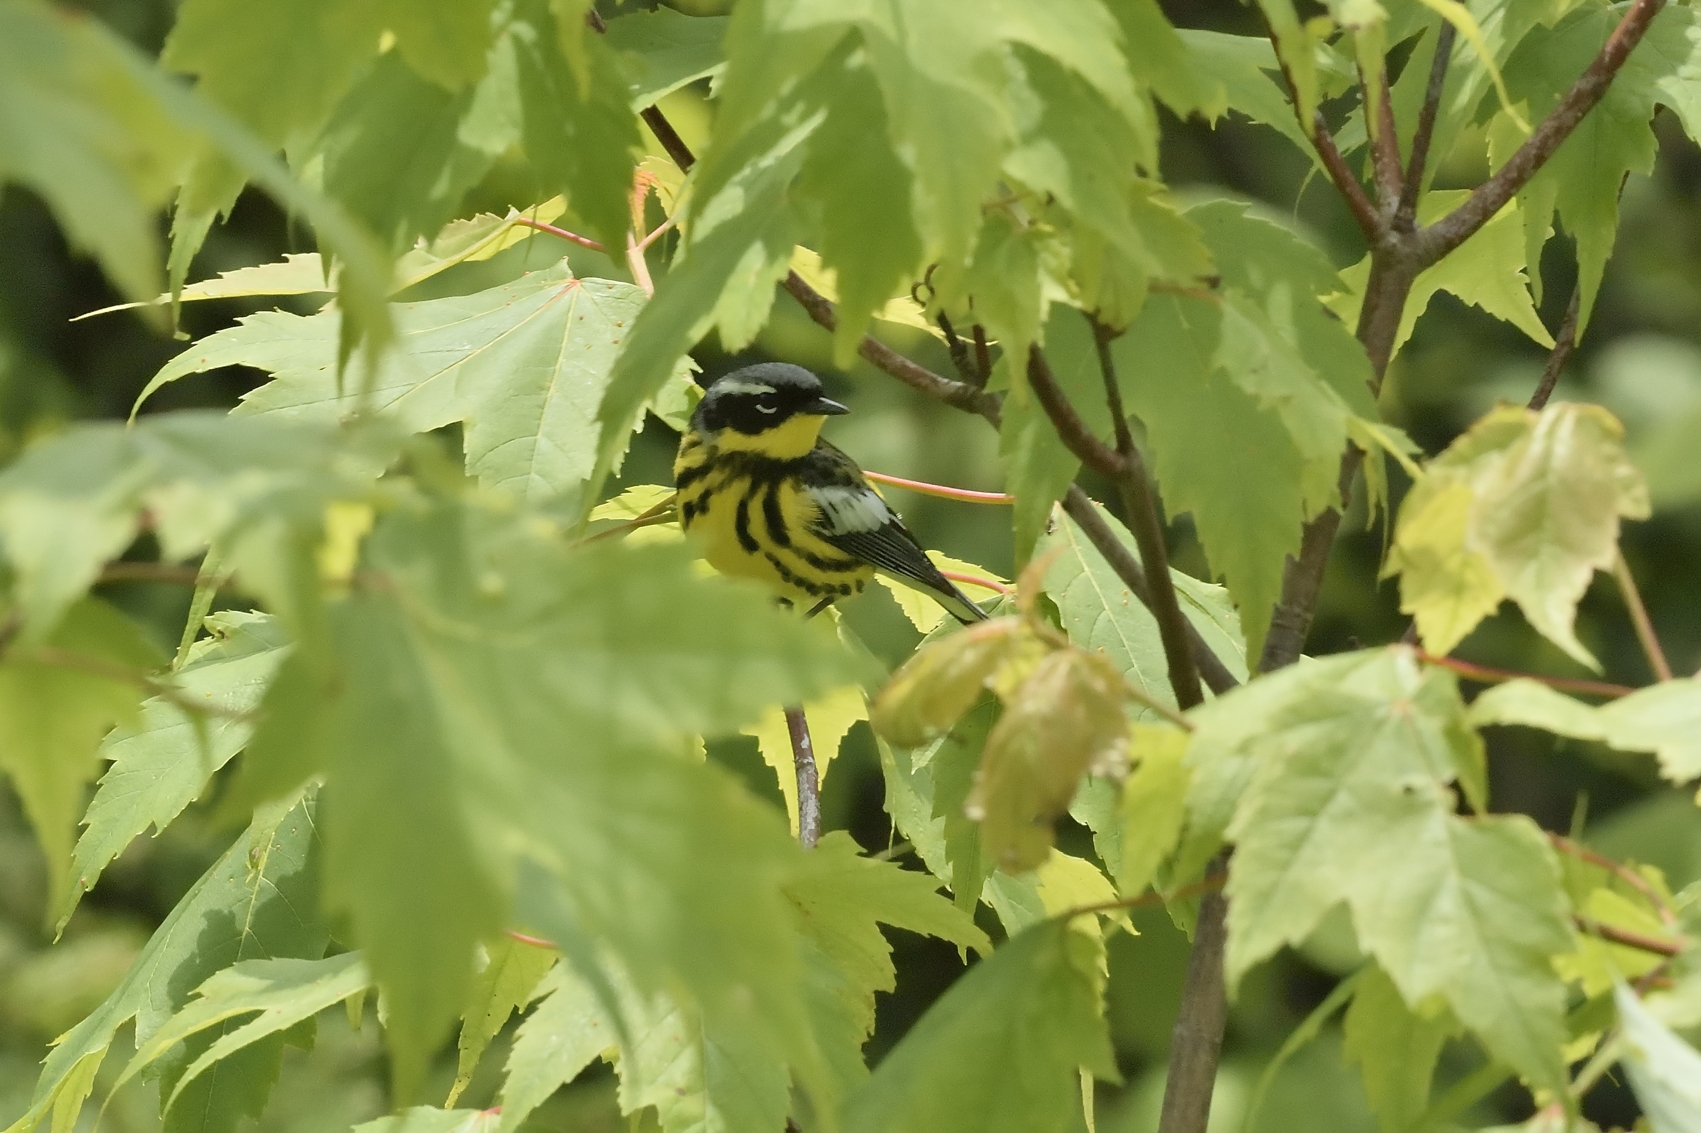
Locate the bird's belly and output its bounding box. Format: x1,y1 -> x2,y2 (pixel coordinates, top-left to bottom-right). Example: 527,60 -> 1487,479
682,474 -> 872,606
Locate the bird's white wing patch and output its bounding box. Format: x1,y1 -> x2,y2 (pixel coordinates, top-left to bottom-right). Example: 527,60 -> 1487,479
807,484 -> 892,535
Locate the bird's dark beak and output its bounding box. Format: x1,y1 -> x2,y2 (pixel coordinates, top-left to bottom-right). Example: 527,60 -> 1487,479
807,396 -> 850,416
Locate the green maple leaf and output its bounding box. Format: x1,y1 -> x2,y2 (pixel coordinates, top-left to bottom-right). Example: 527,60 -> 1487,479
842,920 -> 1117,1133
8,793 -> 327,1133
603,8 -> 728,109
1469,677 -> 1701,787
381,0 -> 497,90
1334,190 -> 1553,359
1499,5 -> 1665,330
113,953 -> 371,1115
1210,647 -> 1571,1092
0,2 -> 195,307
1386,403 -> 1650,666
58,610 -> 288,931
315,53 -> 514,254
142,264 -> 689,508
1616,983 -> 1701,1133
0,412 -> 390,643
0,598 -> 158,917
244,498 -> 865,1100
495,964 -> 613,1132
449,937 -> 559,1105
1342,965 -> 1455,1133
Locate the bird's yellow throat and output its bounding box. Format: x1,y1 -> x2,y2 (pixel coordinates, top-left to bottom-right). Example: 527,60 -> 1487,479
707,413 -> 829,459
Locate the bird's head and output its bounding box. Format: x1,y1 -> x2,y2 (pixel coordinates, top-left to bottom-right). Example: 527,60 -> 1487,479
691,363 -> 849,458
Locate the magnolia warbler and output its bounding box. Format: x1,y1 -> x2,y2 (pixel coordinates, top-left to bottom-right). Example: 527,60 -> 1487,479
674,363 -> 989,624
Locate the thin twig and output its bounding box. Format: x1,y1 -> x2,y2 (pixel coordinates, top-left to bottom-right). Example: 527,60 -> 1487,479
1528,285 -> 1583,411
1613,552 -> 1674,682
786,705 -> 821,849
862,470 -> 1013,504
1396,22 -> 1457,227
504,930 -> 556,950
1311,109 -> 1383,241
625,178 -> 656,296
1572,916 -> 1686,958
509,215 -> 608,253
1550,833 -> 1679,927
640,105 -> 697,173
938,570 -> 1011,594
1085,321 -> 1203,710
1416,650 -> 1636,699
1411,0 -> 1668,267
783,272 -> 1002,419
1366,64 -> 1403,210
1025,345 -> 1124,478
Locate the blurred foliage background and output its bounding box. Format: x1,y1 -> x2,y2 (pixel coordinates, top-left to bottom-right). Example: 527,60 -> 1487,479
3,0 -> 1699,1130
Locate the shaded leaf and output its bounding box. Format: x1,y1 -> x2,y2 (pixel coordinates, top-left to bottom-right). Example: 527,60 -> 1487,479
1468,677 -> 1701,787
842,921 -> 1116,1133
0,598 -> 158,911
449,938 -> 558,1105
1342,965 -> 1454,1133
604,8 -> 728,108
1116,724 -> 1192,899
61,610 -> 287,929
496,965 -> 612,1132
1616,982 -> 1701,1133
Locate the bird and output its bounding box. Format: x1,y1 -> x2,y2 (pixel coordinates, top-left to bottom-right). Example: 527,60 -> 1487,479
674,362 -> 989,624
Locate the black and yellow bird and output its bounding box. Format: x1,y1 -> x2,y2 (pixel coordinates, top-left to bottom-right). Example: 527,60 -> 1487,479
674,363 -> 989,624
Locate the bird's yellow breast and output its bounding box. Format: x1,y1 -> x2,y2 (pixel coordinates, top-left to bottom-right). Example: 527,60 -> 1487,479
674,433 -> 872,607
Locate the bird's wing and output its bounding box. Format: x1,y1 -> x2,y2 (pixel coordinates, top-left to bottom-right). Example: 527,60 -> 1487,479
801,480 -> 988,623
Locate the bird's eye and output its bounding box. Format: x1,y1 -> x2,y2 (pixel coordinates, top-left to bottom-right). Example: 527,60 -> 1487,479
754,399 -> 779,415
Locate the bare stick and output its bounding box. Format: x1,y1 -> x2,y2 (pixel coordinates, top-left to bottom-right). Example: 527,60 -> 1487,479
1529,285 -> 1583,411
1412,0 -> 1668,267
509,215 -> 608,253
1367,65 -> 1403,210
786,705 -> 821,848
1613,553 -> 1674,682
1396,22 -> 1457,227
1158,855 -> 1231,1133
1311,109 -> 1383,241
1083,324 -> 1203,710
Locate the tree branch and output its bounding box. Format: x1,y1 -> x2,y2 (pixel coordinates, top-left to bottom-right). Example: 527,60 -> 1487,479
1367,65 -> 1403,211
1311,109 -> 1383,241
1158,855 -> 1231,1133
1528,285 -> 1582,411
1025,345 -> 1125,477
1087,323 -> 1203,710
1396,22 -> 1457,228
786,705 -> 822,848
1411,0 -> 1668,267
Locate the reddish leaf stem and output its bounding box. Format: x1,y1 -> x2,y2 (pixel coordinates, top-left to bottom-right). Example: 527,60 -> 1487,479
504,930 -> 556,950
1572,916 -> 1686,958
939,570 -> 1011,595
1550,833 -> 1679,927
1416,650 -> 1636,699
862,470 -> 1014,504
509,215 -> 607,253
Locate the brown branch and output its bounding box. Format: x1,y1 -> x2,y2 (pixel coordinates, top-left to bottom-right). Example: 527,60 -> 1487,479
1573,916 -> 1687,958
1528,285 -> 1582,411
1312,109 -> 1383,241
640,106 -> 696,173
786,705 -> 822,849
783,272 -> 1003,419
936,312 -> 983,387
1025,345 -> 1124,477
1416,650 -> 1636,699
1397,22 -> 1457,227
1550,833 -> 1679,927
1367,65 -> 1403,211
972,325 -> 993,385
1088,322 -> 1203,711
1158,854 -> 1231,1133
1412,0 -> 1668,267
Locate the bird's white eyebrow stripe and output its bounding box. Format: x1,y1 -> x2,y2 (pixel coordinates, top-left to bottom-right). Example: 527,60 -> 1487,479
715,380 -> 777,396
